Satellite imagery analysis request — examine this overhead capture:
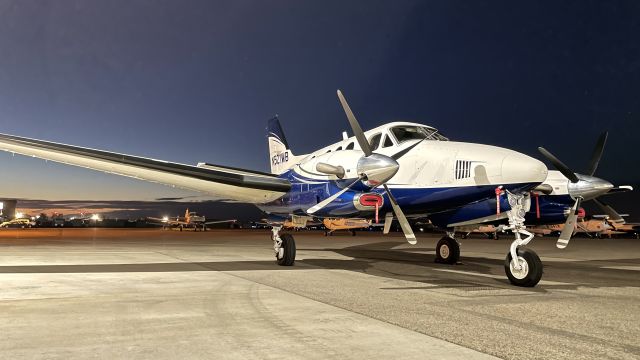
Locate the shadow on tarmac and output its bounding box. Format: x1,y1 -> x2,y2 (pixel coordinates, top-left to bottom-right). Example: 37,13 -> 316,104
1,241 -> 638,292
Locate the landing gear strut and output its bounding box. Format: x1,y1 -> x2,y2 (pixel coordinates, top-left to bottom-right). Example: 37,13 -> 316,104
272,226 -> 296,266
502,192 -> 543,287
435,234 -> 460,264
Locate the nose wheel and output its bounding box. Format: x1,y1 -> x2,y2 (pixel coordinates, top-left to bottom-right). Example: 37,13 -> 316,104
505,248 -> 542,287
272,227 -> 296,266
435,236 -> 460,264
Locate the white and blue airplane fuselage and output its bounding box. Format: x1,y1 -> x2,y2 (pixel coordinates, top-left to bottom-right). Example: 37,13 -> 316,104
262,120 -> 547,228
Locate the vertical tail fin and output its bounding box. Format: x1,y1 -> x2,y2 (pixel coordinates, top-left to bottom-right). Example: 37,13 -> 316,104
267,116 -> 296,174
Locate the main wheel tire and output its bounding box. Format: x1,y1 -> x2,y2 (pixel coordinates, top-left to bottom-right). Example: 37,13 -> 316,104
276,234 -> 296,266
435,236 -> 460,264
504,248 -> 543,287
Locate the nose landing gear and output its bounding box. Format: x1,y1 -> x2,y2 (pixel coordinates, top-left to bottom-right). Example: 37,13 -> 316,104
272,226 -> 296,266
505,248 -> 542,287
503,192 -> 543,287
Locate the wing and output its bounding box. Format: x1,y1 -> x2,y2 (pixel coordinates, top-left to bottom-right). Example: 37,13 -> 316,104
0,133 -> 290,203
204,219 -> 237,225
146,217 -> 188,226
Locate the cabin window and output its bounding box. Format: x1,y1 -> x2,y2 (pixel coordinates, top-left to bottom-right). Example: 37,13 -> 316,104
345,142 -> 355,150
336,146 -> 343,151
382,134 -> 394,148
369,133 -> 382,150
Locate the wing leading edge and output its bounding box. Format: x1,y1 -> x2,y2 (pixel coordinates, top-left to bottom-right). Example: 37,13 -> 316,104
0,133 -> 290,203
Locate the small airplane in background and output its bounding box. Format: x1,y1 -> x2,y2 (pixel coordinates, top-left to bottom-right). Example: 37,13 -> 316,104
592,215 -> 640,238
148,209 -> 236,231
322,218 -> 385,236
460,214 -> 639,239
0,89 -> 632,287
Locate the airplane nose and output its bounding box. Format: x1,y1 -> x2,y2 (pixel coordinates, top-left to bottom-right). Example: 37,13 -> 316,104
501,154 -> 548,185
568,175 -> 613,200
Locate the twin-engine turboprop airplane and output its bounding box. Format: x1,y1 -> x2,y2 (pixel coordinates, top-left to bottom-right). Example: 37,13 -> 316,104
1,90 -> 567,286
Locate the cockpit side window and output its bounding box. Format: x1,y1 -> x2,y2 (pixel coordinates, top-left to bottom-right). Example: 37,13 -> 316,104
368,133 -> 382,150
382,134 -> 394,148
391,126 -> 448,144
345,142 -> 355,150
391,126 -> 425,144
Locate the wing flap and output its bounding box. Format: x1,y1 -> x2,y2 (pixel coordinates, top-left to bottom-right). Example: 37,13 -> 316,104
0,133 -> 290,203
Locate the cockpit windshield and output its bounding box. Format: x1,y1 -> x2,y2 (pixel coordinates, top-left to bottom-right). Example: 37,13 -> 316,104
390,126 -> 448,144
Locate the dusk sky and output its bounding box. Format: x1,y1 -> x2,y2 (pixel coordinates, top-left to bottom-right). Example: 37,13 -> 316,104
0,1 -> 639,201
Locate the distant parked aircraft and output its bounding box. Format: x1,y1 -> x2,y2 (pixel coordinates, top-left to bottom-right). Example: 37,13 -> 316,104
148,209 -> 236,231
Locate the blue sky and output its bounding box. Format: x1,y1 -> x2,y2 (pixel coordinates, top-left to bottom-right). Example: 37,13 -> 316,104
0,0 -> 638,200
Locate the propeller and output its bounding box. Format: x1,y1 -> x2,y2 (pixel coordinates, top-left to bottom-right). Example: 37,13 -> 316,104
587,132 -> 608,176
384,184 -> 416,244
383,212 -> 393,234
538,131 -> 623,248
307,90 -> 416,244
593,198 -> 624,223
307,176 -> 363,214
537,147 -> 579,183
557,197 -> 582,249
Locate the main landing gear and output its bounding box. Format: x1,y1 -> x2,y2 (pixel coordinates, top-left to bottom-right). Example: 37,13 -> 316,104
272,226 -> 296,266
435,234 -> 460,264
502,192 -> 543,287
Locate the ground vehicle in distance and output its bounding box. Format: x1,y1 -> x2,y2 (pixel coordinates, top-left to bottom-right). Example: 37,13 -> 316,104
0,218 -> 36,228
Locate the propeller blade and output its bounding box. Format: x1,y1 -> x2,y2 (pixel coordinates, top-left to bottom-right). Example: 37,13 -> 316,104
383,184 -> 416,244
306,177 -> 361,214
593,198 -> 625,224
383,212 -> 393,234
604,185 -> 634,195
557,197 -> 582,249
538,147 -> 580,183
337,90 -> 372,156
316,162 -> 345,178
391,138 -> 425,160
587,131 -> 608,176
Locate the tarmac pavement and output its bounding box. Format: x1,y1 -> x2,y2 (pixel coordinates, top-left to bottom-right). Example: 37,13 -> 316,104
0,228 -> 638,359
